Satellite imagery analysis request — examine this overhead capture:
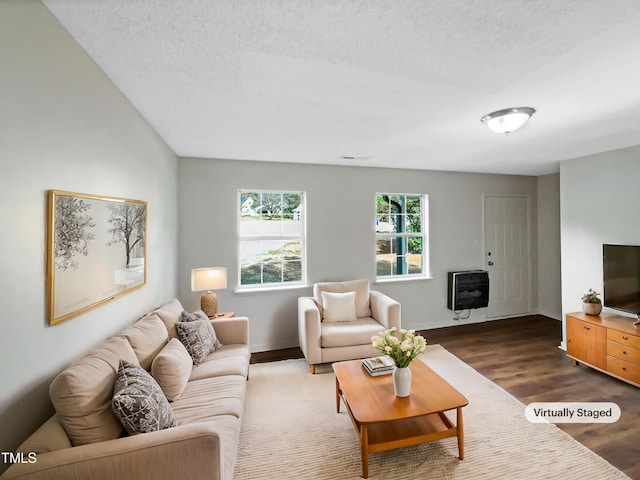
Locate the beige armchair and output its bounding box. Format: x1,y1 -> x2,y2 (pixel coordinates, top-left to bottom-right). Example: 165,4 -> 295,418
298,279 -> 401,373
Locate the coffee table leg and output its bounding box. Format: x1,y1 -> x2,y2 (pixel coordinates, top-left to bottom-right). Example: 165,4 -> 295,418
457,407 -> 464,460
360,424 -> 369,478
335,377 -> 340,413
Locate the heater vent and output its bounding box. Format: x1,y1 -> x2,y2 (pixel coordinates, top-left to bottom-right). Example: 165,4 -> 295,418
447,270 -> 489,311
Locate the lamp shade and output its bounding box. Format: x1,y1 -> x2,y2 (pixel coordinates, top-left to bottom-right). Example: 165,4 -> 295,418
191,267 -> 227,292
481,107 -> 535,134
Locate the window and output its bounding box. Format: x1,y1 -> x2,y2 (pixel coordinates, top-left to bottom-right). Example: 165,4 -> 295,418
375,194 -> 428,279
238,190 -> 305,288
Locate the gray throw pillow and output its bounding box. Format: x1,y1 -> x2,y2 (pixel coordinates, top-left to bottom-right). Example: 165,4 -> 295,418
180,309 -> 209,322
112,360 -> 176,435
176,319 -> 221,364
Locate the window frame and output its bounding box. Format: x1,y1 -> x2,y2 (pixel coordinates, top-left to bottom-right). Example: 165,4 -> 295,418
375,193 -> 429,281
236,189 -> 307,291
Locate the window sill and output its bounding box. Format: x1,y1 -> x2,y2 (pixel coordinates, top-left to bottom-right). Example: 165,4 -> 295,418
233,284 -> 310,294
374,275 -> 433,285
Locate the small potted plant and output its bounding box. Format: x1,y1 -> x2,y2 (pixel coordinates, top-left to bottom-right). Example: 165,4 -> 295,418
582,289 -> 602,316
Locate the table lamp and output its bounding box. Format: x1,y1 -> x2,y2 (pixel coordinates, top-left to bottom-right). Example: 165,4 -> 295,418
191,267 -> 227,317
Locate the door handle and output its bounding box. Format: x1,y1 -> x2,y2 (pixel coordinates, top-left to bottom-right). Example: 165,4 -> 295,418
488,261 -> 494,266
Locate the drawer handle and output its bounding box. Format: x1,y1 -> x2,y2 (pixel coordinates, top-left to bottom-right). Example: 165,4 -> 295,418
622,367 -> 627,371
622,336 -> 629,340
623,351 -> 628,355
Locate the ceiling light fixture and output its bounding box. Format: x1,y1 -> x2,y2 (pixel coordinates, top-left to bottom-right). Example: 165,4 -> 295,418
480,107 -> 535,134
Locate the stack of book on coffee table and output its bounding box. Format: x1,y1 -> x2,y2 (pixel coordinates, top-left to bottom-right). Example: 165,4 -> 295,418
362,356 -> 394,376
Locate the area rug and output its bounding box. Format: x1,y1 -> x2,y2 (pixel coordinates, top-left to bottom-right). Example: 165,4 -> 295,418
234,345 -> 629,480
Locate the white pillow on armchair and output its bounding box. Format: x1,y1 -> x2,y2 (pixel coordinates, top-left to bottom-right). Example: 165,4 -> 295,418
321,291 -> 358,322
313,279 -> 372,318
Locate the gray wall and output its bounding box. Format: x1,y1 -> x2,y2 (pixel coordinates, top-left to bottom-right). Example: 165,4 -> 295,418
560,146 -> 640,345
537,173 -> 562,320
0,0 -> 178,463
179,157 -> 540,352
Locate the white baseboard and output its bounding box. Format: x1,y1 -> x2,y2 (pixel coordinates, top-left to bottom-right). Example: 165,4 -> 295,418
538,308 -> 562,321
251,340 -> 300,354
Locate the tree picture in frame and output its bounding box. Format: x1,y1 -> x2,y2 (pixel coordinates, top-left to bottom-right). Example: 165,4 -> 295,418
46,190 -> 147,325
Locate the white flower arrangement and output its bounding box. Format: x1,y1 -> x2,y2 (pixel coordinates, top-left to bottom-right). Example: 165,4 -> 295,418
371,327 -> 427,368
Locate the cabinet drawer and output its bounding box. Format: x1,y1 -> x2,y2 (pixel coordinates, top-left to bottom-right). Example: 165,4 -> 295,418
607,329 -> 640,349
607,356 -> 640,384
607,341 -> 640,364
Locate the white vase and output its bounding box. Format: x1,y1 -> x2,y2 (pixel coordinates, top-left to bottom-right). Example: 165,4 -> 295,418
392,367 -> 412,397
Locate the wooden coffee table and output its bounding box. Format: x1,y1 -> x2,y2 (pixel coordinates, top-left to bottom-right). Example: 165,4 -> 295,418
333,359 -> 468,478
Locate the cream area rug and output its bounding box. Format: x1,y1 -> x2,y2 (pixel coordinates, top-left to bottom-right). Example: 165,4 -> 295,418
234,345 -> 629,480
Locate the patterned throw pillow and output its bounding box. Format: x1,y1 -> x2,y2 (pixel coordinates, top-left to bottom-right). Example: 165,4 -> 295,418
112,360 -> 176,435
180,309 -> 209,322
176,319 -> 221,364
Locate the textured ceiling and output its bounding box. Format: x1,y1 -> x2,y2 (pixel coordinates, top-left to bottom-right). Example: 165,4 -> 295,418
42,0 -> 640,175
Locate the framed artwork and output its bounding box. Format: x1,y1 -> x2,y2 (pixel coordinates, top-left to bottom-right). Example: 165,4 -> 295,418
46,190 -> 147,325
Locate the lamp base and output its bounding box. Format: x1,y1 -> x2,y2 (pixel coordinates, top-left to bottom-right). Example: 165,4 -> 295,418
200,291 -> 218,318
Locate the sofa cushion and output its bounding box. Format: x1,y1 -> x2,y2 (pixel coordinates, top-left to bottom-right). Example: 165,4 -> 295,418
171,376 -> 246,423
190,344 -> 251,380
320,317 -> 383,348
49,336 -> 139,446
314,279 -> 371,318
151,338 -> 193,401
120,313 -> 169,371
112,360 -> 176,434
321,291 -> 358,323
154,298 -> 184,339
176,320 -> 220,365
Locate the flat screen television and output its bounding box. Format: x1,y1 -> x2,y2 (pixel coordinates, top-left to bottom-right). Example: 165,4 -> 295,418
603,244 -> 640,324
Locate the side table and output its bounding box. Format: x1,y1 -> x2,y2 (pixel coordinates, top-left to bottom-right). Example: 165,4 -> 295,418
209,312 -> 235,319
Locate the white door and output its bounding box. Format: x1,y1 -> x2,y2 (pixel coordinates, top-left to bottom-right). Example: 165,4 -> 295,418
483,195 -> 531,318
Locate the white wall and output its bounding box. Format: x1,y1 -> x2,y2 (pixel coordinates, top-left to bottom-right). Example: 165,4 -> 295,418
560,146 -> 640,345
537,173 -> 562,320
0,0 -> 178,462
178,157 -> 539,352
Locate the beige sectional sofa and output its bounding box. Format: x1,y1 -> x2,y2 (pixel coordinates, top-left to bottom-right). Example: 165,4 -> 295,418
1,299 -> 250,480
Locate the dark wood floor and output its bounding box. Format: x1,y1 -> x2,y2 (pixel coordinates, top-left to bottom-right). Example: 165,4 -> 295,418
252,315 -> 639,479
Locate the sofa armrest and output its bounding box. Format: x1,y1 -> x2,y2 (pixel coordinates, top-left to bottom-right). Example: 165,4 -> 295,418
210,316 -> 249,346
298,297 -> 321,366
14,415 -> 72,455
370,290 -> 401,330
1,422 -> 231,480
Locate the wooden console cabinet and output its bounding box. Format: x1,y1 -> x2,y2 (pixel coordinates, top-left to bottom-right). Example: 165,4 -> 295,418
566,312 -> 640,388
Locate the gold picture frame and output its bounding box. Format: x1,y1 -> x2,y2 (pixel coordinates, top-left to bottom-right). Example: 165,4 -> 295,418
46,190 -> 147,325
